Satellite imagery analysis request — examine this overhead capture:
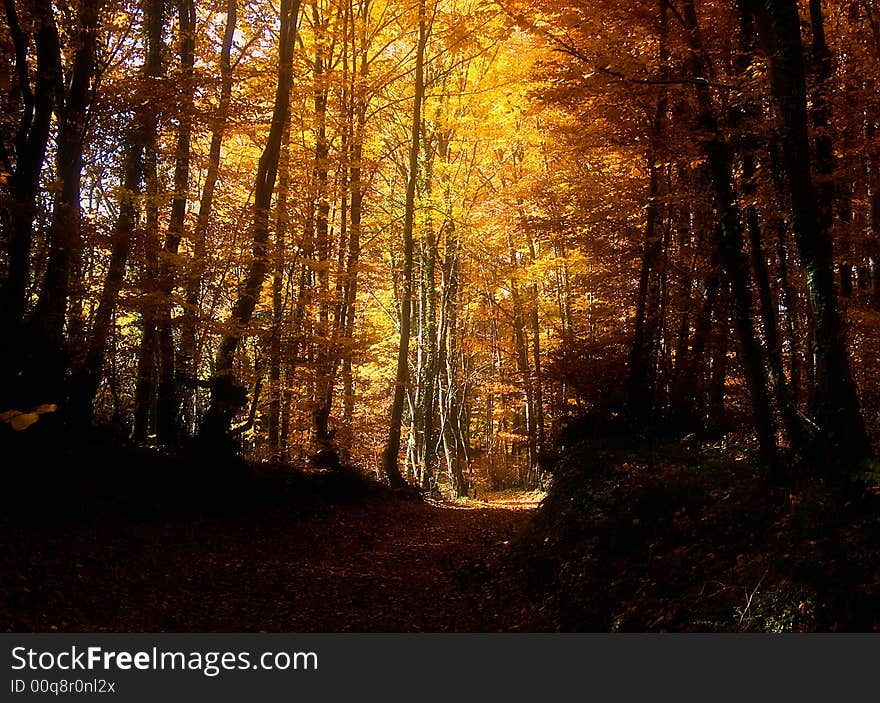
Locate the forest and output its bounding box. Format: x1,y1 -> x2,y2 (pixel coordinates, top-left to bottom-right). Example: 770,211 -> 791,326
1,0 -> 879,632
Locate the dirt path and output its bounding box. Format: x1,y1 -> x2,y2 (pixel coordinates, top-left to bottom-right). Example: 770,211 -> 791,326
2,493 -> 541,632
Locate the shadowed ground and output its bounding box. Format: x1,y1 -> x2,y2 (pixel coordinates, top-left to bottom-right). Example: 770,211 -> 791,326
1,491 -> 543,632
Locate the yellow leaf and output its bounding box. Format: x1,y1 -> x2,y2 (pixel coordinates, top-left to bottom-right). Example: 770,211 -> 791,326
10,412 -> 39,431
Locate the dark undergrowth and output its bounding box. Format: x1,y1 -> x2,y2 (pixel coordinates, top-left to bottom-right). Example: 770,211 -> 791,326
0,424 -> 387,527
507,429 -> 880,632
4,422 -> 879,632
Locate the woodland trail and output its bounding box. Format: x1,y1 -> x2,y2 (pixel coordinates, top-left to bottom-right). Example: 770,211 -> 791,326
2,490 -> 543,632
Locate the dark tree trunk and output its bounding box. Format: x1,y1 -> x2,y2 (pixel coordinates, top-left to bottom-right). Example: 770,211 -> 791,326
755,0 -> 872,468
69,0 -> 164,427
69,135 -> 145,426
201,0 -> 301,443
268,123 -> 290,456
33,0 -> 102,351
155,0 -> 196,442
672,249 -> 720,428
178,0 -> 237,431
132,0 -> 166,441
628,1 -> 668,424
310,10 -> 336,451
733,2 -> 804,452
0,0 -> 62,331
681,0 -> 780,472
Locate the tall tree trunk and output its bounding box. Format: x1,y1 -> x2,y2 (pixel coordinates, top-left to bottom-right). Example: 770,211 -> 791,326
416,130 -> 438,490
628,0 -> 668,424
383,0 -> 426,487
755,0 -> 872,467
178,0 -> 237,431
155,0 -> 196,441
681,0 -> 780,472
32,0 -> 102,349
132,0 -> 166,441
69,0 -> 163,427
23,0 -> 102,412
339,0 -> 371,432
439,221 -> 468,497
0,0 -> 62,332
268,123 -> 290,456
734,1 -> 804,452
524,222 -> 546,454
201,0 -> 301,443
310,7 -> 336,450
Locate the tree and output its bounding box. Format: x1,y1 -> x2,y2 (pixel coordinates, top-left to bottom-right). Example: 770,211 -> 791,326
383,0 -> 426,488
201,0 -> 302,443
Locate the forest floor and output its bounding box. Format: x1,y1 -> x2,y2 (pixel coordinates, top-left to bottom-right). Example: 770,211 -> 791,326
2,432 -> 879,632
0,455 -> 544,632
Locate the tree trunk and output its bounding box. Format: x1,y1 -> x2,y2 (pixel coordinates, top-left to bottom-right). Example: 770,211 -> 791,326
755,0 -> 872,467
155,0 -> 196,442
268,123 -> 290,457
310,8 -> 336,451
178,0 -> 237,431
733,2 -> 803,452
382,0 -> 426,488
132,0 -> 166,441
69,0 -> 163,427
32,0 -> 102,350
0,0 -> 62,331
201,0 -> 301,443
681,0 -> 780,472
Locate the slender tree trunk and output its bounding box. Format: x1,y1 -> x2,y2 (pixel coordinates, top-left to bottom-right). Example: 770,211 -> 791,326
524,223 -> 546,454
155,0 -> 195,441
672,252 -> 721,426
681,0 -> 780,472
179,0 -> 237,431
507,233 -> 537,487
628,1 -> 668,424
755,0 -> 872,467
310,8 -> 336,450
69,0 -> 163,427
268,123 -> 290,456
416,132 -> 439,490
382,0 -> 426,488
132,0 -> 166,441
439,222 -> 468,497
201,0 -> 301,442
70,137 -> 145,426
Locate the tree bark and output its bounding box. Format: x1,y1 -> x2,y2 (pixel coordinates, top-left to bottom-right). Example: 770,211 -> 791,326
155,0 -> 196,442
201,0 -> 301,443
383,0 -> 426,488
628,1 -> 668,424
680,0 -> 780,472
33,0 -> 102,350
0,0 -> 62,330
755,0 -> 872,467
268,123 -> 290,456
69,0 -> 163,427
178,0 -> 237,431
